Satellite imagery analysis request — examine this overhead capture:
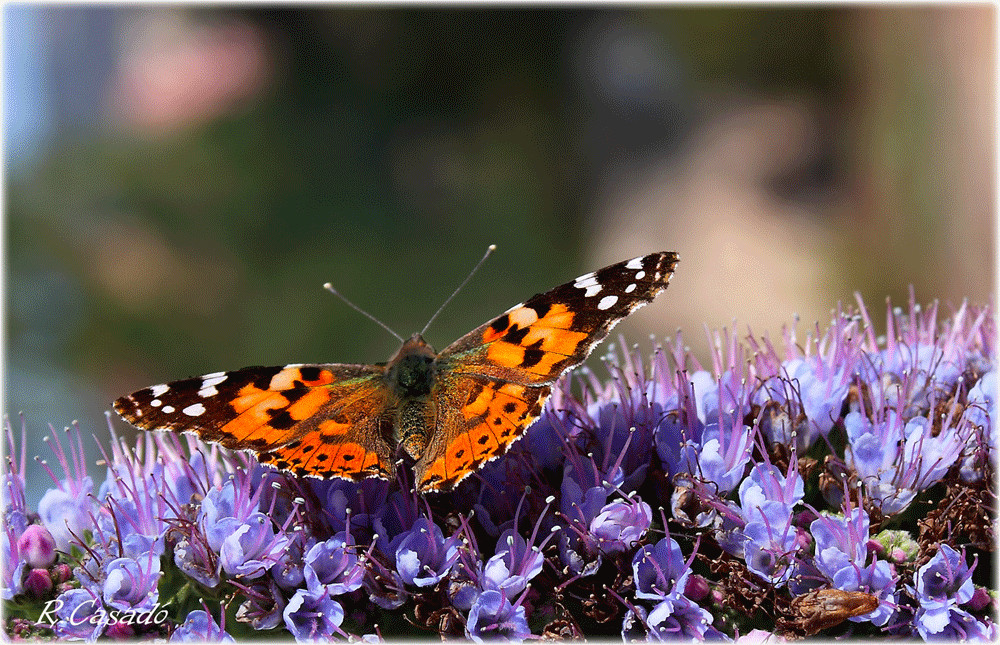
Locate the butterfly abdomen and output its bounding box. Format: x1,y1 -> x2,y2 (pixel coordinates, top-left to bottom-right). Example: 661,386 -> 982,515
396,399 -> 431,460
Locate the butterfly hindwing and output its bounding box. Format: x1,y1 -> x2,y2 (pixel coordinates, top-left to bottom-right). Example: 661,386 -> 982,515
113,363 -> 396,481
414,375 -> 551,491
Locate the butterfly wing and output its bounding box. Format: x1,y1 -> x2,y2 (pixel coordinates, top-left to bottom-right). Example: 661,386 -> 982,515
438,251 -> 679,384
415,377 -> 551,491
415,251 -> 679,491
114,363 -> 396,481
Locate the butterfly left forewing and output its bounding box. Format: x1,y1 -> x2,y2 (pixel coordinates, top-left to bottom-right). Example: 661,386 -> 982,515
114,363 -> 396,481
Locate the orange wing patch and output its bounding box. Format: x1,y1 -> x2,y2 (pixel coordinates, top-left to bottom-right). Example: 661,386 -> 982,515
259,432 -> 390,481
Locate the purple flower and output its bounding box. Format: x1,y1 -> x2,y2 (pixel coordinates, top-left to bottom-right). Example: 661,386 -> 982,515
38,477 -> 95,552
170,609 -> 235,642
18,524 -> 57,568
556,460 -> 615,575
738,462 -> 804,526
2,554 -> 26,601
303,531 -> 365,596
3,420 -> 30,600
733,462 -> 803,586
810,507 -> 870,581
861,296 -> 978,394
219,512 -> 291,579
482,529 -> 544,600
912,544 -> 976,606
741,520 -> 799,587
749,312 -> 858,451
583,343 -> 676,490
272,532 -> 308,591
846,398 -> 968,515
907,544 -> 986,640
654,408 -> 702,481
235,578 -> 287,630
466,590 -> 531,642
174,532 -> 220,588
201,480 -> 252,553
3,290 -> 994,641
692,416 -> 753,497
961,370 -> 996,481
95,497 -> 165,560
393,517 -> 460,588
622,605 -> 651,641
644,595 -> 719,640
632,536 -> 690,602
589,496 -> 652,555
964,370 -> 996,432
283,587 -> 344,641
102,552 -> 161,611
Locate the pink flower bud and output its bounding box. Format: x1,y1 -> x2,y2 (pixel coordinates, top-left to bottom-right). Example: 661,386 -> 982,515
967,587 -> 992,612
51,563 -> 72,583
106,623 -> 136,640
23,568 -> 52,598
17,525 -> 56,568
685,574 -> 710,601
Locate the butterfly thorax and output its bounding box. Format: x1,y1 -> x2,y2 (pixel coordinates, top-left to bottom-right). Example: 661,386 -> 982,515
386,334 -> 438,460
386,334 -> 437,397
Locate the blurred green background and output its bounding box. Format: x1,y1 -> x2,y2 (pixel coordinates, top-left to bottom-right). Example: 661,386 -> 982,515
5,7 -> 995,502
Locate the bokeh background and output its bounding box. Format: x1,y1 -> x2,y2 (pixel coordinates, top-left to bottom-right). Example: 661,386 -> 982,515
5,6 -> 995,503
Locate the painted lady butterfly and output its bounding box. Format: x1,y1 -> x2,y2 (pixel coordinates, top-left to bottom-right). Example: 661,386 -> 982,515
114,252 -> 679,492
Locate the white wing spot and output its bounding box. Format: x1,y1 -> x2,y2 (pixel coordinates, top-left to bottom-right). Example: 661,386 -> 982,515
598,295 -> 619,310
151,399 -> 162,407
150,384 -> 170,397
635,270 -> 646,280
199,386 -> 218,398
202,374 -> 228,388
625,283 -> 637,293
584,284 -> 602,297
626,257 -> 644,270
183,403 -> 206,417
504,302 -> 525,314
574,273 -> 599,290
162,405 -> 175,414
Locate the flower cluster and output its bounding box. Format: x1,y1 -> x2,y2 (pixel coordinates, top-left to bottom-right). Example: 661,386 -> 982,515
2,292 -> 995,641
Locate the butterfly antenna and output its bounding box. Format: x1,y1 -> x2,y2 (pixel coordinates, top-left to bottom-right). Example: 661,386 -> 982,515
323,282 -> 404,342
421,244 -> 496,336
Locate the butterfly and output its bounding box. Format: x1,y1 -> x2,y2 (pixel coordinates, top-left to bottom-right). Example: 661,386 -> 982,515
114,251 -> 679,493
